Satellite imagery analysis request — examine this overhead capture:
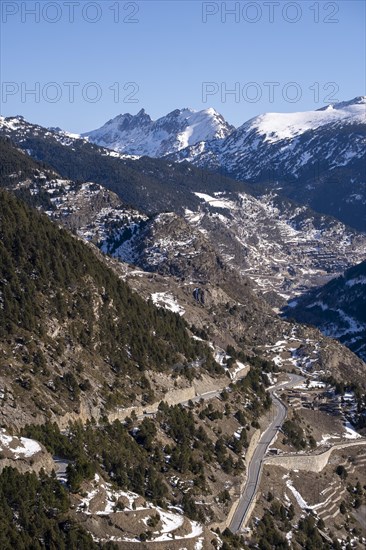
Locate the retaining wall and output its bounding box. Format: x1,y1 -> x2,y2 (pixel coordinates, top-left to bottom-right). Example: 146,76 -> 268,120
108,386 -> 196,423
264,440 -> 366,472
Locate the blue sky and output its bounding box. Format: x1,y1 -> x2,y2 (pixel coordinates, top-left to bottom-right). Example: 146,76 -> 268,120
0,1 -> 364,132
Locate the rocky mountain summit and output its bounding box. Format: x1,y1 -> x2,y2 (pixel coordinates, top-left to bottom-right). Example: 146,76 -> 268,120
171,97 -> 365,178
83,107 -> 234,157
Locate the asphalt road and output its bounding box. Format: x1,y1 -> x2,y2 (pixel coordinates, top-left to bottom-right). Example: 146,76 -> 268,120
229,373 -> 304,533
53,457 -> 70,484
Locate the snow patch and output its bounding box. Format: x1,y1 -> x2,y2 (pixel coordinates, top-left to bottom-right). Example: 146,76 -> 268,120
286,480 -> 310,509
343,421 -> 361,440
151,292 -> 185,316
0,429 -> 42,458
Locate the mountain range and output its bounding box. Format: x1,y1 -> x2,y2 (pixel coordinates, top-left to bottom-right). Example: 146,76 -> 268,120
1,101 -> 366,548
0,129 -> 365,364
81,97 -> 366,231
1,135 -> 364,391
1,116 -> 365,308
1,102 -> 365,362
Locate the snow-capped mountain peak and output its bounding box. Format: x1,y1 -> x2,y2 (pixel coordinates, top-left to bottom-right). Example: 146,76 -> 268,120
318,95 -> 366,110
234,96 -> 365,145
82,107 -> 234,157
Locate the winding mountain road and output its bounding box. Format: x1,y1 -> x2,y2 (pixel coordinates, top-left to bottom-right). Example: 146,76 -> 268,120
53,365 -> 301,533
229,373 -> 304,533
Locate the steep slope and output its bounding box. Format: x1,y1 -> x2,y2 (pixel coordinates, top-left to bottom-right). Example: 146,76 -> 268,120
285,260 -> 366,361
0,189 -> 216,428
82,107 -> 233,157
0,136 -> 56,184
0,467 -> 99,549
103,211 -> 287,347
170,97 -> 366,231
106,211 -> 227,284
1,140 -> 366,547
91,211 -> 366,391
20,170 -> 285,349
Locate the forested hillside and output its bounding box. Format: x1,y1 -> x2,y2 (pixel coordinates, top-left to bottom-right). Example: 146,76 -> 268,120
1,127 -> 366,549
0,137 -> 57,210
0,467 -> 104,550
0,189 -> 216,425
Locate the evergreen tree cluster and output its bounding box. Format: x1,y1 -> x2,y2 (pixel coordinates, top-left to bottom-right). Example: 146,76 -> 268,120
282,419 -> 307,451
23,420 -> 168,502
0,467 -> 107,550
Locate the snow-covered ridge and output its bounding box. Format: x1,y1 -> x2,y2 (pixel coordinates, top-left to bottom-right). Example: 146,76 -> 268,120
0,115 -> 25,131
0,115 -> 139,161
80,96 -> 365,161
174,95 -> 365,166
167,97 -> 366,232
82,107 -> 234,157
239,95 -> 366,144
